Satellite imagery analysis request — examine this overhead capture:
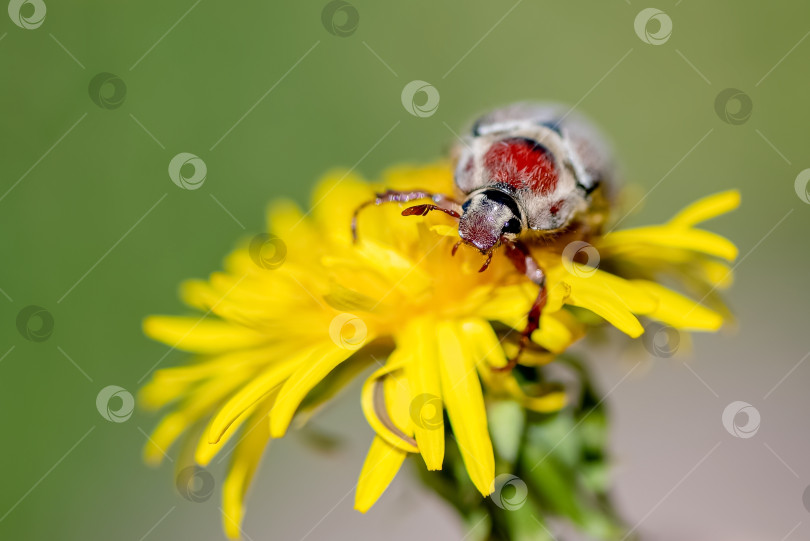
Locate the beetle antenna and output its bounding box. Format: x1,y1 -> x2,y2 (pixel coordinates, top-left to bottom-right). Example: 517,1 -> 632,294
451,240 -> 462,256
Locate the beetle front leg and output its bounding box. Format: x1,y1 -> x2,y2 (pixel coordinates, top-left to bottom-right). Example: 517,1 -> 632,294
494,239 -> 549,373
351,189 -> 461,243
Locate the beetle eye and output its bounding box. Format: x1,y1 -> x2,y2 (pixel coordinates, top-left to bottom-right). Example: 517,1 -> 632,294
502,218 -> 521,235
461,200 -> 471,212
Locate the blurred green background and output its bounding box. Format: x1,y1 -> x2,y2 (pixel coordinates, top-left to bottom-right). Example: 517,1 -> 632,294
2,1 -> 809,540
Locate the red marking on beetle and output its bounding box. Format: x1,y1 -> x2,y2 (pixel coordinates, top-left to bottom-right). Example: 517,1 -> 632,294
549,199 -> 565,215
484,138 -> 558,195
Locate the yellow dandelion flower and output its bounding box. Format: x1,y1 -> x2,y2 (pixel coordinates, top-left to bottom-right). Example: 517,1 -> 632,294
139,163 -> 738,539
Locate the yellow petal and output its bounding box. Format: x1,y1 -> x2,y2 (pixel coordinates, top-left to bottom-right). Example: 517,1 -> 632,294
543,279 -> 570,314
142,371 -> 248,466
379,162 -> 455,195
266,200 -> 319,252
668,190 -> 740,228
147,346 -> 281,387
532,310 -> 585,354
561,269 -> 653,337
476,283 -> 534,322
460,318 -> 508,370
695,257 -> 734,289
139,377 -> 195,411
269,344 -> 355,438
599,227 -> 738,261
199,407 -> 256,467
354,436 -> 407,513
178,279 -> 216,312
385,360 -> 416,434
196,388 -> 279,466
521,388 -> 567,412
461,321 -> 566,414
561,268 -> 658,314
209,354 -> 303,444
222,402 -> 273,539
403,319 -> 445,469
633,280 -> 724,331
483,281 -> 578,356
571,298 -> 643,336
429,224 -> 458,237
360,351 -> 418,453
483,278 -> 568,323
437,321 -> 494,496
293,355 -> 375,429
481,370 -> 567,413
311,174 -> 372,240
142,413 -> 189,466
143,316 -> 266,354
355,240 -> 433,293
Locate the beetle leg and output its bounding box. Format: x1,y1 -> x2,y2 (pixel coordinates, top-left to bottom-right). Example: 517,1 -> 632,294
351,190 -> 460,243
494,239 -> 549,373
478,250 -> 494,272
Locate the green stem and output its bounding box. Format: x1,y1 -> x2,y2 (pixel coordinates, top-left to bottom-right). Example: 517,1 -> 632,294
414,354 -> 630,541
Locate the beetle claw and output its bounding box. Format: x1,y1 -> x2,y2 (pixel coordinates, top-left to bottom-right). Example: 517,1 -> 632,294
478,250 -> 494,272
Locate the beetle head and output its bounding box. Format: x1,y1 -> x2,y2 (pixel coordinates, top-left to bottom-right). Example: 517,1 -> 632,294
458,188 -> 525,253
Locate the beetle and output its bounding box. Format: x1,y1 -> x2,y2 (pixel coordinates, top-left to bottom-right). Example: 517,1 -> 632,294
352,103 -> 615,370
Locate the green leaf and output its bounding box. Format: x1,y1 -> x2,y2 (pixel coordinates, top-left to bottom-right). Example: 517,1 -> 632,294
488,400 -> 525,465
